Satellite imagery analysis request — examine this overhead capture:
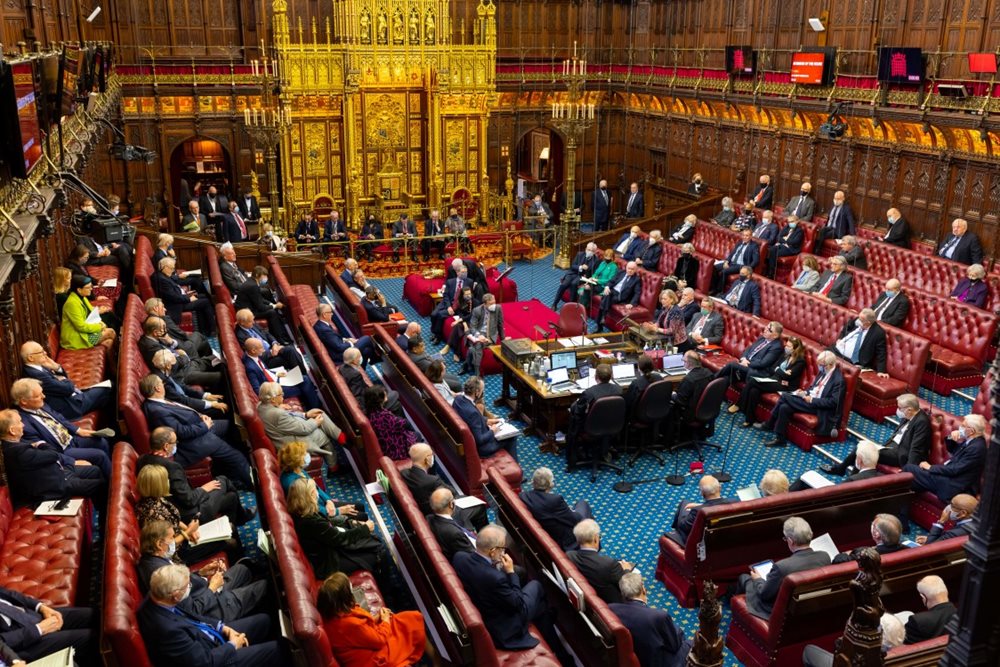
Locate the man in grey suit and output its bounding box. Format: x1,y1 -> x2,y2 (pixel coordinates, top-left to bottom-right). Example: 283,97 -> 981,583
256,382 -> 343,466
736,517 -> 831,619
465,293 -> 505,376
681,298 -> 725,351
218,243 -> 249,293
784,182 -> 815,222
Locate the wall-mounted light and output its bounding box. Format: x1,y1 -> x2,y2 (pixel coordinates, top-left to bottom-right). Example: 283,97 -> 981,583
85,5 -> 102,23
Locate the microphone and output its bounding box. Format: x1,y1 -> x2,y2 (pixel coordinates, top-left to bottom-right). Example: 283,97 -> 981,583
534,324 -> 551,338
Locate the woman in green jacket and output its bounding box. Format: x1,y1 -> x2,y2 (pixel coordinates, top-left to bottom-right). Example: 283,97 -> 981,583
60,274 -> 116,350
579,247 -> 620,305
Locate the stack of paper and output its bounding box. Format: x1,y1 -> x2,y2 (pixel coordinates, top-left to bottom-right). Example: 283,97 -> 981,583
809,532 -> 840,561
799,470 -> 835,489
196,516 -> 233,544
494,420 -> 521,441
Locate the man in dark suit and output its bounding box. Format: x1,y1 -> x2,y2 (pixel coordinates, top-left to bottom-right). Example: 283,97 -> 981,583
338,348 -> 404,417
869,278 -> 911,327
668,351 -> 713,425
401,443 -> 487,528
139,317 -> 224,391
150,350 -> 228,418
313,303 -> 374,365
12,378 -> 111,477
153,257 -> 216,335
749,174 -> 774,210
667,216 -> 696,245
321,210 -> 348,252
784,182 -> 815,221
715,321 -> 784,388
427,487 -> 480,561
198,185 -> 228,231
0,583 -> 97,663
837,235 -> 867,270
519,466 -> 593,551
916,494 -> 977,545
294,211 -> 320,246
751,210 -> 780,244
0,409 -> 104,506
141,375 -> 252,487
236,189 -> 261,224
218,243 -> 249,293
613,226 -> 645,261
234,266 -> 290,344
153,234 -> 206,295
903,576 -> 957,644
883,207 -> 911,248
593,179 -> 612,231
721,266 -> 761,316
453,525 -> 565,658
567,519 -> 633,604
391,213 -> 417,262
565,363 -> 624,468
241,339 -> 320,410
762,351 -> 844,448
822,394 -> 930,475
765,216 -> 805,278
407,336 -> 461,392
595,261 -> 642,332
625,182 -> 644,218
667,475 -> 735,547
361,285 -> 400,323
831,512 -> 904,563
903,413 -> 987,503
432,265 -> 483,344
609,572 -> 691,667
637,230 -> 664,270
553,242 -> 599,310
464,294 -> 505,376
682,298 -> 725,350
146,297 -> 213,358
812,190 -> 856,252
235,308 -> 304,373
791,439 -> 883,491
216,201 -> 250,244
711,228 -> 759,294
687,173 -> 706,196
810,255 -> 854,306
830,308 -> 887,375
138,563 -> 281,667
138,426 -> 254,526
19,341 -> 111,420
736,517 -> 832,619
453,376 -> 517,462
445,257 -> 489,296
678,288 -> 701,323
421,209 -> 447,261
937,217 -> 984,265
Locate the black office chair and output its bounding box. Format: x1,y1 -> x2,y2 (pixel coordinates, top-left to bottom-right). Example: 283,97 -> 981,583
626,379 -> 674,466
666,377 -> 727,485
571,395 -> 627,482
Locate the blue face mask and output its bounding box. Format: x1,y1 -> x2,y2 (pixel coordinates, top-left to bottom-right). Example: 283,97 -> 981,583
260,277 -> 269,286
957,426 -> 968,441
788,222 -> 797,228
885,290 -> 897,298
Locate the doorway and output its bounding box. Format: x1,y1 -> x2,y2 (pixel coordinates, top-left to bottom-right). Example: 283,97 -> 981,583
169,137 -> 233,210
515,127 -> 563,220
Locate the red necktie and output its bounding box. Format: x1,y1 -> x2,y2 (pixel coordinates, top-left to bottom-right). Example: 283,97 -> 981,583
257,358 -> 274,382
453,279 -> 463,309
820,274 -> 836,296
234,212 -> 247,239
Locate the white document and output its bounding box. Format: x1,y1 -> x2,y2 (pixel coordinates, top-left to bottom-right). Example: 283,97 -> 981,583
810,532 -> 841,561
557,338 -> 576,348
34,498 -> 83,517
28,647 -> 74,667
494,420 -> 521,440
752,560 -> 774,578
256,528 -> 272,557
184,269 -> 202,276
710,296 -> 727,305
365,481 -> 384,497
591,337 -> 609,345
101,278 -> 118,288
84,379 -> 113,389
279,365 -> 304,387
196,516 -> 233,544
800,469 -> 835,489
737,484 -> 762,502
453,495 -> 486,509
85,308 -> 102,325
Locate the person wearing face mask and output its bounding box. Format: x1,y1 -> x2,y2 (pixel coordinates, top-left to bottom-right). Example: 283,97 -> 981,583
722,265 -> 761,315
198,185 -> 229,228
137,521 -> 268,622
917,493 -> 978,544
830,308 -> 888,377
453,376 -> 518,462
813,190 -> 856,252
217,200 -> 251,244
593,179 -> 612,231
639,229 -> 664,270
712,196 -> 737,227
668,243 -> 700,292
883,207 -> 911,248
464,293 -> 506,376
582,248 -> 620,306
614,225 -> 645,261
234,266 -> 289,343
681,298 -> 724,351
809,255 -> 853,305
830,513 -> 903,563
687,172 -> 706,196
441,288 -> 477,360
730,202 -> 757,232
784,182 -> 815,222
749,210 -> 779,243
667,215 -> 696,244
236,188 -> 261,224
790,438 -> 883,491
749,174 -> 773,211
358,214 -> 384,260
760,350 -> 845,448
139,563 -> 283,666
278,440 -> 364,520
432,267 -> 483,344
401,442 -> 488,528
949,263 -> 989,308
821,393 -> 930,476
595,261 -> 642,333
902,413 -> 988,503
869,278 -> 911,326
734,338 -> 807,427
765,215 -> 805,279
257,382 -> 344,466
553,242 -> 600,310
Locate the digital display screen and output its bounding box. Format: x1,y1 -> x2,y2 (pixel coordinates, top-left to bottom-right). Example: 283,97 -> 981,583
61,44 -> 81,118
877,47 -> 924,83
11,62 -> 42,175
726,46 -> 756,75
791,52 -> 826,84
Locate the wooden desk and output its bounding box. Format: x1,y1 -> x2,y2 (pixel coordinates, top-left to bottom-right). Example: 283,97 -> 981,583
491,332 -> 638,453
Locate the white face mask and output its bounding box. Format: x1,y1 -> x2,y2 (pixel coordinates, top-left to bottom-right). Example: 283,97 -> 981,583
585,250 -> 594,258
165,540 -> 176,558
427,455 -> 435,469
957,426 -> 968,441
166,443 -> 177,458
487,304 -> 497,312
896,408 -> 907,420
303,453 -> 312,468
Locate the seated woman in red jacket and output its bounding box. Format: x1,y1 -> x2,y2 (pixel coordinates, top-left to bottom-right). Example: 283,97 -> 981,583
318,572 -> 427,667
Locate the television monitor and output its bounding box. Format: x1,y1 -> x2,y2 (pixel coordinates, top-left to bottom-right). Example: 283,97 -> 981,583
0,61 -> 44,178
59,44 -> 82,119
549,351 -> 577,371
80,47 -> 96,95
790,50 -> 829,85
877,47 -> 924,83
968,52 -> 998,74
725,45 -> 756,76
36,53 -> 60,127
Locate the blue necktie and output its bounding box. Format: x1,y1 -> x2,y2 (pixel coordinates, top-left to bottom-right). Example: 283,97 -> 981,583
171,607 -> 226,645
850,330 -> 864,363
939,236 -> 959,258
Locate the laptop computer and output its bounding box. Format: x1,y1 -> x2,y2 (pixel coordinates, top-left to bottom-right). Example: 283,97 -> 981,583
661,353 -> 686,375
546,367 -> 577,393
611,363 -> 638,386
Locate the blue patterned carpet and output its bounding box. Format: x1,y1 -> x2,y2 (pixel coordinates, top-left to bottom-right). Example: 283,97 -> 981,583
257,256 -> 977,666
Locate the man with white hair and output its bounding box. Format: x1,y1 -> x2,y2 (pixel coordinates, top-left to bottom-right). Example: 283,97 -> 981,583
736,517 -> 832,619
567,519 -> 634,604
427,487 -> 478,561
792,439 -> 882,491
153,256 -> 217,335
518,466 -> 593,551
181,198 -> 206,233
903,413 -> 987,503
552,242 -> 600,310
668,475 -> 735,546
218,242 -> 249,292
830,308 -> 887,376
836,234 -> 867,270
19,340 -> 112,420
868,278 -> 911,327
668,215 -> 696,244
145,297 -> 212,357
830,513 -> 903,563
138,563 -> 282,664
614,225 -> 644,261
751,209 -> 780,244
803,612 -> 904,666
151,349 -> 228,417
761,350 -> 844,448
609,572 -> 691,667
822,394 -> 929,476
241,338 -> 321,410
810,254 -> 853,305
595,260 -> 641,332
256,381 -> 342,466
638,230 -> 664,270
339,257 -> 359,288
812,190 -> 856,252
904,575 -> 957,644
312,303 -> 375,365
937,217 -> 983,265
785,182 -> 815,221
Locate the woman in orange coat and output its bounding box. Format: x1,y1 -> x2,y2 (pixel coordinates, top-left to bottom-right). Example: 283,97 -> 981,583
318,572 -> 427,667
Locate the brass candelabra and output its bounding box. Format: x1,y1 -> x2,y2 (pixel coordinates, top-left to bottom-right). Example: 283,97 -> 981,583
244,51 -> 291,232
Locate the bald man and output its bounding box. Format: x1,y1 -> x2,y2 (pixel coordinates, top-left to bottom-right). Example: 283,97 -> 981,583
400,443 -> 488,529
668,475 -> 735,546
883,208 -> 911,248
917,494 -> 978,545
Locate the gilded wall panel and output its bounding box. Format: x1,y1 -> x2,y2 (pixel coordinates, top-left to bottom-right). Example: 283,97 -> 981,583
304,123 -> 328,175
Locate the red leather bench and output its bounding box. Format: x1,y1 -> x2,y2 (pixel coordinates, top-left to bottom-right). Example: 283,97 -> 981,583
371,325 -> 522,498
726,536 -> 968,667
380,459 -> 560,667
403,258 -> 519,316
134,235 -> 194,332
885,635 -> 949,665
692,221 -> 769,276
48,322 -> 108,392
324,265 -> 399,338
253,448 -> 381,667
654,472 -> 914,607
486,468 -> 640,666
656,239 -> 716,295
